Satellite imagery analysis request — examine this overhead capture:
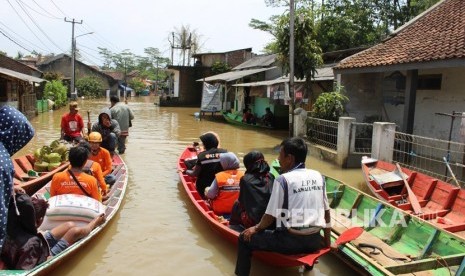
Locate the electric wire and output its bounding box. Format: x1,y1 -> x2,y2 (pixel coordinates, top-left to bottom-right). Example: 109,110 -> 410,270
0,21 -> 48,53
0,28 -> 33,53
31,0 -> 62,19
49,0 -> 67,17
17,0 -> 61,20
14,0 -> 66,53
6,0 -> 54,52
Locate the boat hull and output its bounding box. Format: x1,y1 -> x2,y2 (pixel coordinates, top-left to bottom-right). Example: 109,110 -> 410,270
222,111 -> 274,129
1,154 -> 128,275
12,154 -> 69,195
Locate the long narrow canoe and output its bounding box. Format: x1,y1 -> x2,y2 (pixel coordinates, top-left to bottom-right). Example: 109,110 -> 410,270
178,145 -> 362,270
222,111 -> 274,129
361,158 -> 465,238
1,154 -> 128,275
180,146 -> 465,275
12,154 -> 69,195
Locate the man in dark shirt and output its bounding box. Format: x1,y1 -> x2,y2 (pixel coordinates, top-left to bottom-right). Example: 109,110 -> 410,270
184,132 -> 227,197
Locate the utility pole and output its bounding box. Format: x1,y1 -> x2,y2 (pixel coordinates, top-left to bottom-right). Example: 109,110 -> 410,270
289,0 -> 295,137
65,18 -> 82,99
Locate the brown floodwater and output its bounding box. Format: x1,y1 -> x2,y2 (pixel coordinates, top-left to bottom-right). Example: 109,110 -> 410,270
13,96 -> 367,276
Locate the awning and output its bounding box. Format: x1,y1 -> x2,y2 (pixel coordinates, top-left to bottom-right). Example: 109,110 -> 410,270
119,84 -> 134,92
0,67 -> 45,83
232,77 -> 304,87
197,67 -> 276,82
232,65 -> 335,87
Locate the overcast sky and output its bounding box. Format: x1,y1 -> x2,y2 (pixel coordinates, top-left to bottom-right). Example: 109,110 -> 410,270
0,0 -> 286,66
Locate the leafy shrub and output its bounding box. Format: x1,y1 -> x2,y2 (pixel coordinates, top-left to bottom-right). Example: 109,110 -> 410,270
76,76 -> 103,98
310,86 -> 349,121
44,80 -> 67,107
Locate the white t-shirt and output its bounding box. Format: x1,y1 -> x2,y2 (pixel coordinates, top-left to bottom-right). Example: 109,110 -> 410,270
265,168 -> 329,229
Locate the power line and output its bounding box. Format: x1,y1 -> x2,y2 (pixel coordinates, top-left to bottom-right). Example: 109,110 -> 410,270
76,43 -> 105,63
82,23 -> 120,53
0,21 -> 48,53
31,0 -> 62,19
6,0 -> 54,52
14,0 -> 66,53
0,28 -> 32,53
49,0 -> 67,17
17,0 -> 61,20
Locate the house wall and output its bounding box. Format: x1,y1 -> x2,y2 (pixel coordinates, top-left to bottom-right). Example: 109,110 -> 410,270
195,49 -> 253,68
0,55 -> 41,77
39,57 -> 117,96
339,67 -> 465,141
162,66 -> 212,107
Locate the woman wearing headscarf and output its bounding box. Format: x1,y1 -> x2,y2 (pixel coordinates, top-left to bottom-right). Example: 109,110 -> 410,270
230,151 -> 274,231
184,132 -> 227,197
205,152 -> 244,215
0,105 -> 34,250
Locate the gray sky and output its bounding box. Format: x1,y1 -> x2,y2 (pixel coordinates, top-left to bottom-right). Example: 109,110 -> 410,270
0,0 -> 286,66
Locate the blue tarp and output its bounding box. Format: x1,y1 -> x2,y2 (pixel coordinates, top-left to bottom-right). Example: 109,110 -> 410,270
119,85 -> 133,92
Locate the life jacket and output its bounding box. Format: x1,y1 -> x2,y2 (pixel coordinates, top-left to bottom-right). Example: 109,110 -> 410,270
211,169 -> 244,215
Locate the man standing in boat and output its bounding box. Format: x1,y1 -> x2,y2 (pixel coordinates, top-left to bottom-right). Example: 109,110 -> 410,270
235,137 -> 332,276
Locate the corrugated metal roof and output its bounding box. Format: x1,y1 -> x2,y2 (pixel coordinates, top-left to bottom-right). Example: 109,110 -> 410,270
0,67 -> 45,83
232,65 -> 335,87
197,67 -> 276,82
233,54 -> 277,70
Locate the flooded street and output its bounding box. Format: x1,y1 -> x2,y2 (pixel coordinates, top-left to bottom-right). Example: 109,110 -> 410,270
14,96 -> 366,276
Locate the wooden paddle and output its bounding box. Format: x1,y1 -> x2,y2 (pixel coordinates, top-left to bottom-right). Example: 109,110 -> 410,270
297,227 -> 364,267
396,163 -> 422,215
443,157 -> 460,187
87,110 -> 91,135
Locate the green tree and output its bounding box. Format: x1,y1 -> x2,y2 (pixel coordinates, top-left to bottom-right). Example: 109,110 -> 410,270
128,79 -> 146,95
44,80 -> 67,107
43,72 -> 63,82
75,76 -> 103,98
274,7 -> 323,88
211,61 -> 231,75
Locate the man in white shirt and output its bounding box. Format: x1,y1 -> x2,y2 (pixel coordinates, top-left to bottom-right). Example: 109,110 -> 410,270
235,137 -> 333,276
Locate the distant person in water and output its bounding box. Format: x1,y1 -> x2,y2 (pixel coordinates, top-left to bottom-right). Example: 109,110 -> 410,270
184,132 -> 227,198
109,96 -> 134,154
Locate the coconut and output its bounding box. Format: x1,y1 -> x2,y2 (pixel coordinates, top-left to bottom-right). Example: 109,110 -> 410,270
45,153 -> 62,163
48,162 -> 61,171
52,144 -> 68,156
34,161 -> 49,172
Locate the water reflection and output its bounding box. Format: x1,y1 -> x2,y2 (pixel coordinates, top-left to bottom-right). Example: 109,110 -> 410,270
15,96 -> 364,275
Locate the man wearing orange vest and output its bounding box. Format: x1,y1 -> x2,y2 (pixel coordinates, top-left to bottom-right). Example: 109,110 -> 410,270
87,132 -> 116,186
205,152 -> 244,215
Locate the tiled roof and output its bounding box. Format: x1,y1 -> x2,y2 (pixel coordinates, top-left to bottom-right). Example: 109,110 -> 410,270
336,0 -> 465,70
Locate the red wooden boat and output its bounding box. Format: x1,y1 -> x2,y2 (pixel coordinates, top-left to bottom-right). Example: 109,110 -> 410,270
12,154 -> 69,195
178,145 -> 361,270
361,157 -> 465,237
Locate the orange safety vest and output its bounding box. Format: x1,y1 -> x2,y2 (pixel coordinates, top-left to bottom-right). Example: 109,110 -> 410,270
211,169 -> 244,215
